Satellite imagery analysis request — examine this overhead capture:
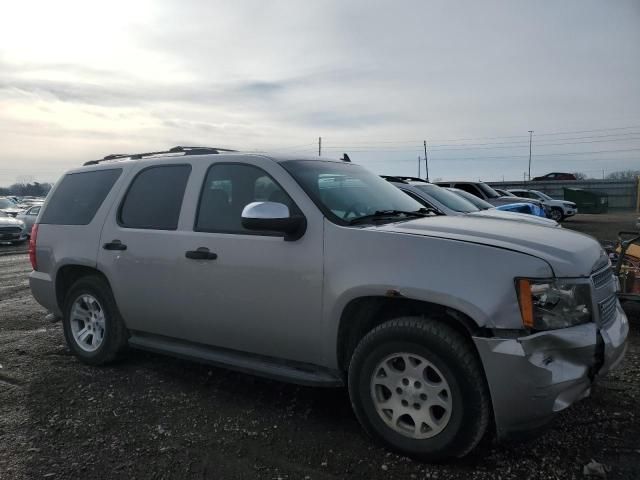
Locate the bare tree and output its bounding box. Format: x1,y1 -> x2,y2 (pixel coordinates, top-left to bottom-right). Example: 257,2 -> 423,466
572,172 -> 589,180
606,170 -> 640,180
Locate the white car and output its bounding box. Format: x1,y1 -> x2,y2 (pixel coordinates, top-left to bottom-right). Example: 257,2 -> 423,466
508,189 -> 577,222
0,210 -> 28,244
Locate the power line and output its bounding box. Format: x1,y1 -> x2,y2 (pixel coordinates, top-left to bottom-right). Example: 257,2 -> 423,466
321,132 -> 640,151
319,124 -> 640,146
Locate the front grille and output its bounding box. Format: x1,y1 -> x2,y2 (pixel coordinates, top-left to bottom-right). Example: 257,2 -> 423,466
592,266 -> 613,289
0,226 -> 21,234
598,295 -> 618,326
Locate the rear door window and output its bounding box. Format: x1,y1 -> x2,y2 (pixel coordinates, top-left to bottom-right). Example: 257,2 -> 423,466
119,165 -> 191,230
40,169 -> 122,225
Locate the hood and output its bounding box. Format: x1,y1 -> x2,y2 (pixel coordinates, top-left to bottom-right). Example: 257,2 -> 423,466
469,209 -> 559,227
0,215 -> 24,227
0,207 -> 23,216
373,215 -> 603,277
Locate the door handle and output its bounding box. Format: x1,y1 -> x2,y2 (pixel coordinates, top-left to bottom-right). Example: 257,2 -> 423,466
185,247 -> 218,260
103,240 -> 127,251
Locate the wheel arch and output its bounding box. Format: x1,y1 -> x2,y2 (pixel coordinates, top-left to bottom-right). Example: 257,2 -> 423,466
336,296 -> 487,373
55,264 -> 111,311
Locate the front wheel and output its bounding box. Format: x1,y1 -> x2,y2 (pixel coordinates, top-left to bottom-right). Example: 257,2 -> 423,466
550,208 -> 564,222
348,317 -> 490,460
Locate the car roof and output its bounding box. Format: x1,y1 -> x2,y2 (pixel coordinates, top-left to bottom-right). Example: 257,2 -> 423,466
68,149 -> 350,175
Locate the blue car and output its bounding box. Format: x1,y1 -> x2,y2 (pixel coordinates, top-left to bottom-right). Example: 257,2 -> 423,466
496,202 -> 547,218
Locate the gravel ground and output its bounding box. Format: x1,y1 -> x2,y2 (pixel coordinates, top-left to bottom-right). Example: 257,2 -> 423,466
1,215 -> 639,479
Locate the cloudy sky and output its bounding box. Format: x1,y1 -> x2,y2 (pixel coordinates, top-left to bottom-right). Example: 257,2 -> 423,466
1,0 -> 639,185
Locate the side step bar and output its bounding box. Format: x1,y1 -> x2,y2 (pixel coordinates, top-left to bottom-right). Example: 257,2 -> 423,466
128,332 -> 344,388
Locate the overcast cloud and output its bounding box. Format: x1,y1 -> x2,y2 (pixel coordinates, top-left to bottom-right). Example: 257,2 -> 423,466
0,0 -> 639,183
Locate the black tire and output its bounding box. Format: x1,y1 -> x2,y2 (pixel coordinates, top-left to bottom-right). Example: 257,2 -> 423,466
62,275 -> 128,365
550,208 -> 564,222
348,317 -> 490,461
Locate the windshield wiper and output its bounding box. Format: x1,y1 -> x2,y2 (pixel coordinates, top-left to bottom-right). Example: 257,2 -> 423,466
348,208 -> 432,225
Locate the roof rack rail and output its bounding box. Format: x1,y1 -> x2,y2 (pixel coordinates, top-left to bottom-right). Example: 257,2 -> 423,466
83,146 -> 237,166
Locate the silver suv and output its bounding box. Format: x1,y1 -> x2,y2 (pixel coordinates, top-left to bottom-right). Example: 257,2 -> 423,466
29,147 -> 628,460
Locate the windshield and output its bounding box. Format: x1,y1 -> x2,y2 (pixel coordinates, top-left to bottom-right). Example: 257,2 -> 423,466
531,190 -> 552,201
282,160 -> 425,224
447,188 -> 494,210
0,198 -> 16,209
414,184 -> 479,212
477,183 -> 501,199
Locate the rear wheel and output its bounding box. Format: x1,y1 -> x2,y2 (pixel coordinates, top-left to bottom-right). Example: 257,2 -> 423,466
348,317 -> 490,460
62,275 -> 128,365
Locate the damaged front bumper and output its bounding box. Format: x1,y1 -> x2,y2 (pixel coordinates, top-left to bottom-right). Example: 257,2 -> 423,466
473,301 -> 629,438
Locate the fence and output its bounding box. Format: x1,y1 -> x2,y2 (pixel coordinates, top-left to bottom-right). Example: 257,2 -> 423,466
487,179 -> 640,210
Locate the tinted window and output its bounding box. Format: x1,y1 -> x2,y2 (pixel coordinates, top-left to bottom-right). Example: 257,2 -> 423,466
453,183 -> 482,198
30,206 -> 41,215
196,163 -> 298,234
119,165 -> 191,230
40,169 -> 122,225
414,184 -> 479,212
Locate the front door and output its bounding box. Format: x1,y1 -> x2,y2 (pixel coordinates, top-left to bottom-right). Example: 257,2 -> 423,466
175,159 -> 324,365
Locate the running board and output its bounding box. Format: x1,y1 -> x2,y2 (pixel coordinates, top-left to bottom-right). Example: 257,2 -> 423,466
128,332 -> 343,387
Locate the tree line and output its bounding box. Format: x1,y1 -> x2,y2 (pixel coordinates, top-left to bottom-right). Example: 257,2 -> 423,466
572,170 -> 640,181
0,182 -> 53,197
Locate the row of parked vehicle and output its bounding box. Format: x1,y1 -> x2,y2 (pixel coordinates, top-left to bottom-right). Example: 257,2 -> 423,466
0,196 -> 45,244
28,148 -> 627,461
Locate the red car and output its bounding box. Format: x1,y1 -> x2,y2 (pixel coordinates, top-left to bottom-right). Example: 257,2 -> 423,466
532,172 -> 577,181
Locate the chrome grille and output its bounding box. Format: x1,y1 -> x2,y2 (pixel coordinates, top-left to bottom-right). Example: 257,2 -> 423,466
592,266 -> 613,289
598,295 -> 618,326
0,226 -> 21,234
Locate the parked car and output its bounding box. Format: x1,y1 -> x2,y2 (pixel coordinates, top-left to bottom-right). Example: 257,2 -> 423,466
15,205 -> 42,236
0,210 -> 28,244
447,187 -> 547,218
0,197 -> 25,217
532,172 -> 577,181
383,176 -> 559,227
434,181 -> 549,215
508,189 -> 577,222
30,147 -> 627,460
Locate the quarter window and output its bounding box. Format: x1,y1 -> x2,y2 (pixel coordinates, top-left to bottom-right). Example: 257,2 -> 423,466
196,163 -> 298,234
119,165 -> 191,230
40,169 -> 122,225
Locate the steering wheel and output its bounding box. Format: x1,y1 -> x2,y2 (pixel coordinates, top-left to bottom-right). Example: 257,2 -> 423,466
342,202 -> 368,219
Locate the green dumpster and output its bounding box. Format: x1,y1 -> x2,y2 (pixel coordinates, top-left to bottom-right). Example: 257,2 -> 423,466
563,188 -> 609,213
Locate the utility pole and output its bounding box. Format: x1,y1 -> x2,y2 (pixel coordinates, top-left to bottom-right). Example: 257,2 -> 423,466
527,130 -> 533,181
318,137 -> 322,156
423,140 -> 429,182
418,155 -> 421,177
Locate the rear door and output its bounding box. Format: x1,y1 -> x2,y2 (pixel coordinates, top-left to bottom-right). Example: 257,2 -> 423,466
97,163 -> 193,338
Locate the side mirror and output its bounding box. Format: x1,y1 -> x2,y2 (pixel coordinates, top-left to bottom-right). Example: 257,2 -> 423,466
241,202 -> 306,241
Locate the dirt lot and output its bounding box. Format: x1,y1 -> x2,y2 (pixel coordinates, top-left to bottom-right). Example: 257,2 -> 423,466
1,214 -> 639,479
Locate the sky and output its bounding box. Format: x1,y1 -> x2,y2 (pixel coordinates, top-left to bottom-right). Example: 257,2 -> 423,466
0,0 -> 639,185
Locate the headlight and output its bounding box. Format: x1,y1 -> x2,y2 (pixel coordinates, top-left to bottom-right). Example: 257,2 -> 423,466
516,278 -> 592,330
